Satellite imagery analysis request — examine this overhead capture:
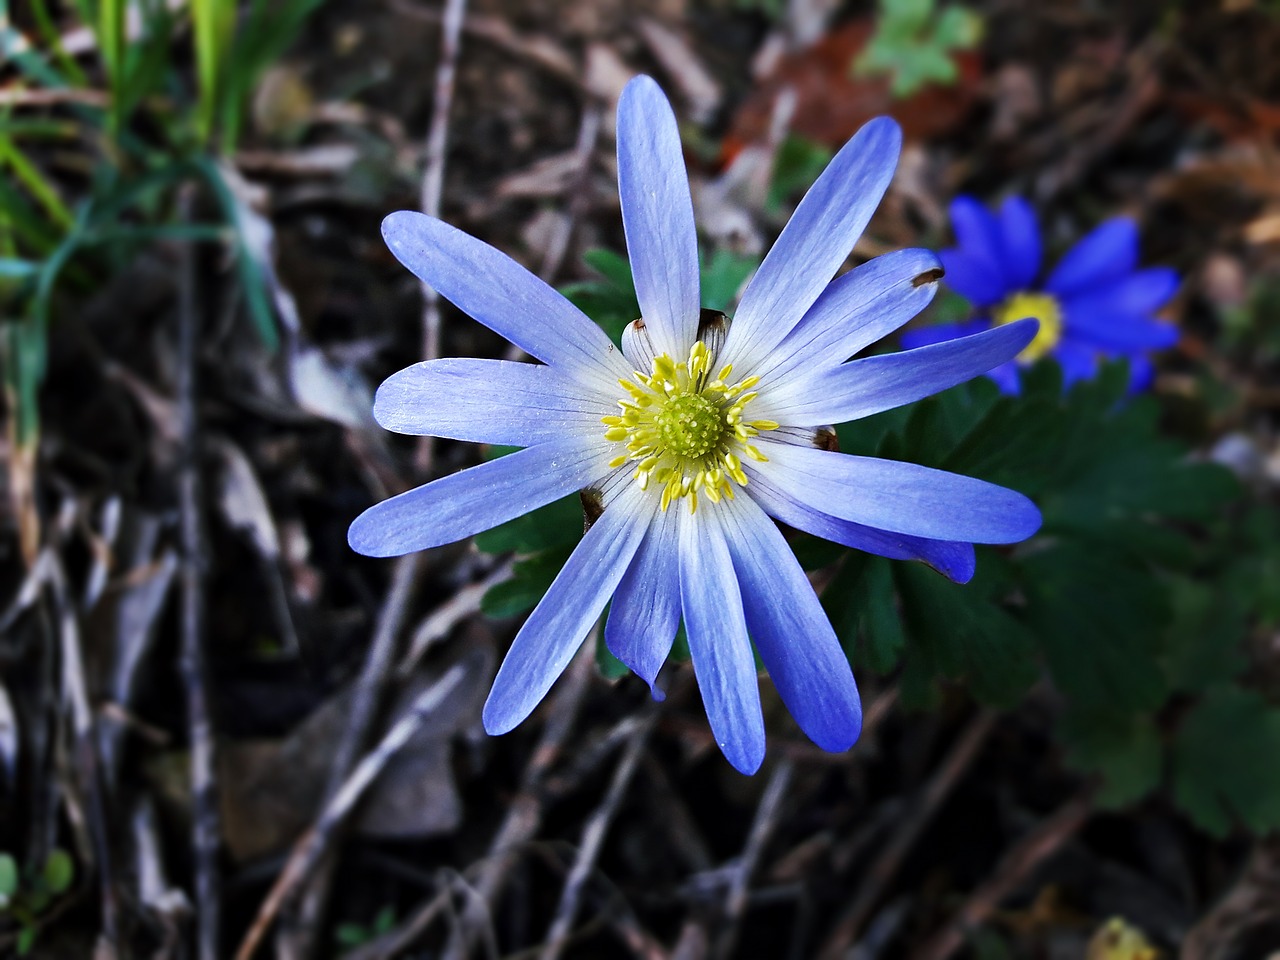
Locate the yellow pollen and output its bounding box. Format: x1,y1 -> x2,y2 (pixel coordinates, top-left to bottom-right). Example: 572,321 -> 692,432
603,340 -> 775,513
993,291 -> 1063,363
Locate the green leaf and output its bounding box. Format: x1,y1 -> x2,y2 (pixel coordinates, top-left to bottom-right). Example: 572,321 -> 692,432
473,492 -> 583,556
595,621 -> 630,680
1022,544 -> 1168,715
42,849 -> 73,896
0,853 -> 18,899
1172,685 -> 1280,836
700,249 -> 757,313
480,546 -> 572,619
895,560 -> 1038,706
1061,709 -> 1161,807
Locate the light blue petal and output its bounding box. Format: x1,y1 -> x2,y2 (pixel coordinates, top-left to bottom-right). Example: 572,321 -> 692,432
758,319 -> 1037,426
348,437 -> 606,557
722,117 -> 902,374
762,249 -> 942,382
604,505 -> 681,696
617,76 -> 701,360
374,358 -> 611,445
483,488 -> 656,734
717,498 -> 862,752
939,248 -> 1008,305
997,196 -> 1042,289
381,212 -> 631,391
746,462 -> 976,584
1045,218 -> 1138,297
752,441 -> 1042,544
679,508 -> 764,775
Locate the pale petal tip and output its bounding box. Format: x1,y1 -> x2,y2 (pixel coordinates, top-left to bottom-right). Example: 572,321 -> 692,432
723,736 -> 765,776
481,693 -> 522,736
347,510 -> 399,559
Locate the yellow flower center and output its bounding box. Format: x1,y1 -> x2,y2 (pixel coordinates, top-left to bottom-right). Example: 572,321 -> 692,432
602,341 -> 778,514
993,291 -> 1063,363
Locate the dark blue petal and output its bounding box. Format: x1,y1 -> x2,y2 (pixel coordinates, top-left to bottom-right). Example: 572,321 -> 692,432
1062,306 -> 1180,350
899,318 -> 991,350
1045,218 -> 1138,297
950,195 -> 1004,269
1063,267 -> 1179,316
1053,340 -> 1100,387
997,196 -> 1042,288
985,360 -> 1021,394
939,248 -> 1009,305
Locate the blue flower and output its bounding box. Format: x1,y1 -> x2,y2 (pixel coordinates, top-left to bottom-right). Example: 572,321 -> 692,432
902,196 -> 1180,392
349,77 -> 1041,774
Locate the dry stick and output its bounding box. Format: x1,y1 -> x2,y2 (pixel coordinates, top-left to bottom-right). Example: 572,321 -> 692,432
177,186 -> 221,960
504,103 -> 602,365
46,553 -> 120,947
442,643 -> 596,960
716,758 -> 795,960
540,711 -> 657,960
414,0 -> 468,475
817,709 -> 1000,960
396,556 -> 513,678
279,551 -> 424,957
909,789 -> 1095,960
234,663 -> 468,960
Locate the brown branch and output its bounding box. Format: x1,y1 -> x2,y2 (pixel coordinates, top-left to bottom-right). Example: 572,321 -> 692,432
414,0 -> 468,475
818,709 -> 999,960
442,641 -> 596,960
540,711 -> 657,960
716,758 -> 795,959
277,551 -> 424,956
233,662 -> 468,960
909,789 -> 1095,960
178,185 -> 221,960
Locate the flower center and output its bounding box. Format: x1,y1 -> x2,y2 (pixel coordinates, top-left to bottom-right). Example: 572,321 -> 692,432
602,341 -> 778,513
993,291 -> 1063,363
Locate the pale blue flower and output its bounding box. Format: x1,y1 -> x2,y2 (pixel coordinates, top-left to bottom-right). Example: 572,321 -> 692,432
349,77 -> 1041,774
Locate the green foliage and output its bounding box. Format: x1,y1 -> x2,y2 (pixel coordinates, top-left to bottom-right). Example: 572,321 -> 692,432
768,136 -> 833,212
1172,686 -> 1280,836
0,849 -> 75,955
855,0 -> 983,98
334,905 -> 397,952
0,0 -> 323,472
485,238 -> 1273,837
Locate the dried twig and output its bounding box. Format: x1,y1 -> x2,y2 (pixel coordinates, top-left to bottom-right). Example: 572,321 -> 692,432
396,556 -> 513,677
442,642 -> 596,960
540,710 -> 657,960
909,789 -> 1096,960
177,186 -> 221,960
716,758 -> 795,959
818,709 -> 999,960
414,0 -> 468,474
279,551 -> 424,956
233,663 -> 468,960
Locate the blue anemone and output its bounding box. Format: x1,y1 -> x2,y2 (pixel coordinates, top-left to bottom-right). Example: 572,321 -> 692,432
348,77 -> 1041,774
902,196 -> 1179,392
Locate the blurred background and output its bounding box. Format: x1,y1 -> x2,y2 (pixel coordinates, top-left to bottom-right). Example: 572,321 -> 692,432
3,0 -> 1280,957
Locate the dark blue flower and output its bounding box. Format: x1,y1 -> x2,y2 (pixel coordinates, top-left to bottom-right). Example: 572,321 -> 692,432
902,196 -> 1180,392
